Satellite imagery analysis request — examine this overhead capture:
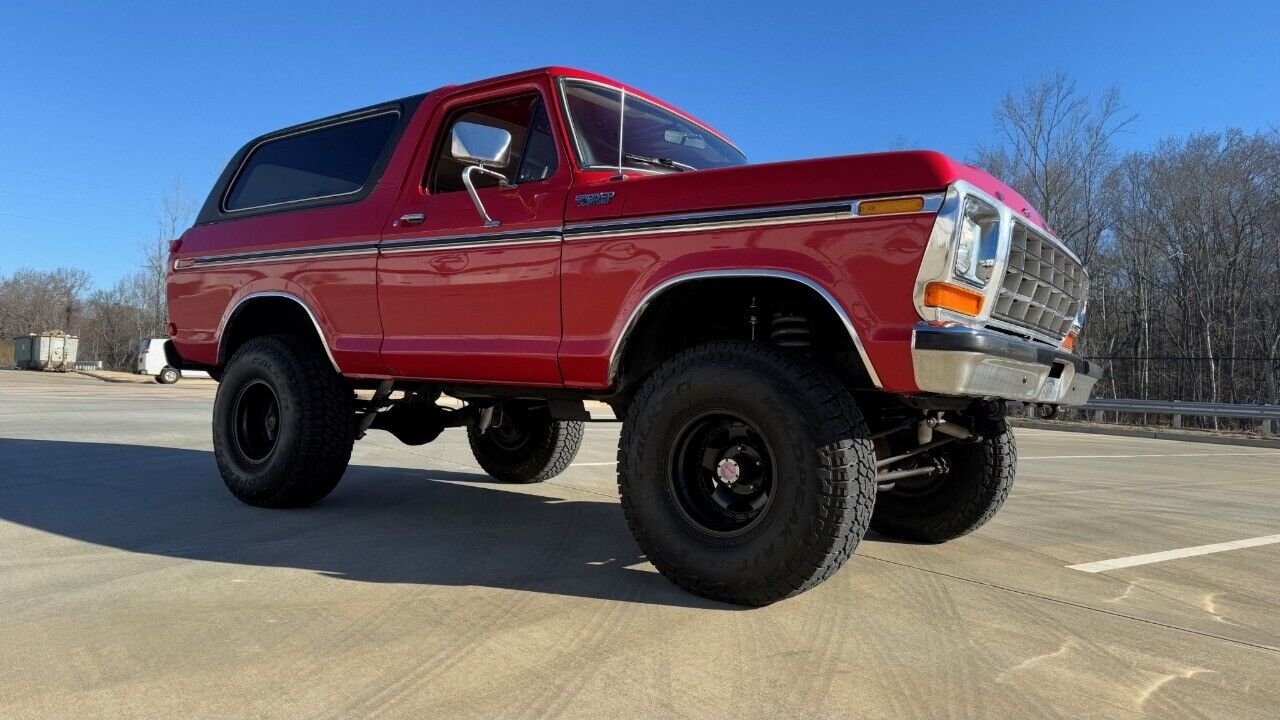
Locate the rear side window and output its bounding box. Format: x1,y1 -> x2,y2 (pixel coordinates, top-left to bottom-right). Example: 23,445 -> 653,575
224,112 -> 399,211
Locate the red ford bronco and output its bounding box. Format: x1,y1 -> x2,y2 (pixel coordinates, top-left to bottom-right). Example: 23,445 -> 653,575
166,67 -> 1099,605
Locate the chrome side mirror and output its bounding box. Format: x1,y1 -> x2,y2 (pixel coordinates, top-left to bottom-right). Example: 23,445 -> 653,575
450,122 -> 515,227
451,122 -> 512,167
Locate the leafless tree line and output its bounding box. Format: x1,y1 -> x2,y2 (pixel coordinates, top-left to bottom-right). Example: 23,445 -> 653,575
976,71 -> 1280,408
0,181 -> 195,370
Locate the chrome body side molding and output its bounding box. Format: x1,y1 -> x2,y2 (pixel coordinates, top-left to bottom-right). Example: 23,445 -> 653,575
565,193 -> 943,242
175,241 -> 380,270
379,228 -> 563,255
178,193 -> 942,268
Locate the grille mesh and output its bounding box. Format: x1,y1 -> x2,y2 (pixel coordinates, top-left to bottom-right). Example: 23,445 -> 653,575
991,222 -> 1086,342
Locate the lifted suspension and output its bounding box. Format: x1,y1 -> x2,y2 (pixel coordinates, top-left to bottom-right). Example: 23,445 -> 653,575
874,413 -> 975,490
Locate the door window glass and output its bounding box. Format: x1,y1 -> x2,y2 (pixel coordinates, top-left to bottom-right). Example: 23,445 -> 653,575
427,94 -> 558,194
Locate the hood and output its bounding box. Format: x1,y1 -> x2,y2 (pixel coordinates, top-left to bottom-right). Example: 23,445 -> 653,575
937,156 -> 1048,232
604,150 -> 1051,233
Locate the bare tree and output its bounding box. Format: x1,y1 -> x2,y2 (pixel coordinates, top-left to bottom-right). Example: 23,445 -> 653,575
0,267 -> 91,337
1100,130 -> 1280,411
138,178 -> 197,334
974,72 -> 1279,424
973,70 -> 1135,267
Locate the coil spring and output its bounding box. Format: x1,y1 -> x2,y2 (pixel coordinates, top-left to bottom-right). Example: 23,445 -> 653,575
769,312 -> 811,347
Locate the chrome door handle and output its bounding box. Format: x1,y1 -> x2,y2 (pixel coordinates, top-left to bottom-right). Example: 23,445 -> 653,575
395,213 -> 425,227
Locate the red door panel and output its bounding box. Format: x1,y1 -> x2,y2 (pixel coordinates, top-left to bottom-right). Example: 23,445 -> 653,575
377,84 -> 568,385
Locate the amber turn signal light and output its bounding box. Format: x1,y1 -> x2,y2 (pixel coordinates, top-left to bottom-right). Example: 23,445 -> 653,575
923,282 -> 985,317
858,196 -> 925,216
1062,329 -> 1078,351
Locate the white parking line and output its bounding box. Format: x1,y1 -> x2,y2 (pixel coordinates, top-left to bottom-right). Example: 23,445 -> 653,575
570,461 -> 616,467
1067,533 -> 1280,573
1023,451 -> 1280,460
1017,475 -> 1274,498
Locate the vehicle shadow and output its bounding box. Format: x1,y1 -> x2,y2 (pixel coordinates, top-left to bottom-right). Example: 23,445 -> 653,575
0,438 -> 733,610
862,530 -> 934,546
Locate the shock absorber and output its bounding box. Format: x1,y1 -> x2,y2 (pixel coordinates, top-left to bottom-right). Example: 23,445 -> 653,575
769,311 -> 811,347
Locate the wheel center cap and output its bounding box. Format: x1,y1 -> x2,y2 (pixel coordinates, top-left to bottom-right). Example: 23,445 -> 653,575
715,458 -> 741,485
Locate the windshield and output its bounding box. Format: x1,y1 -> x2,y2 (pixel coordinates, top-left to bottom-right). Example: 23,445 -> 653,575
559,80 -> 747,173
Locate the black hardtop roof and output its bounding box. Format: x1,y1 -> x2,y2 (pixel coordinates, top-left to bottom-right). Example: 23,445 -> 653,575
193,92 -> 427,226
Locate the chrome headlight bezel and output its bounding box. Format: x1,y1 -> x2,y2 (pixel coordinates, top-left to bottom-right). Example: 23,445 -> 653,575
1074,289 -> 1089,329
913,182 -> 1013,325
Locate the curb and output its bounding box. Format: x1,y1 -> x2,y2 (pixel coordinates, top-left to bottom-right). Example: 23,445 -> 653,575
1011,418 -> 1280,450
74,370 -> 155,385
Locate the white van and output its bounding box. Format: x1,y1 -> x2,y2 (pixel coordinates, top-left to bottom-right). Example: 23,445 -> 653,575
137,338 -> 209,384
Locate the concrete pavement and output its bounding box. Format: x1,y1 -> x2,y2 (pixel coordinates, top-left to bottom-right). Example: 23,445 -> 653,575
1,368 -> 1278,719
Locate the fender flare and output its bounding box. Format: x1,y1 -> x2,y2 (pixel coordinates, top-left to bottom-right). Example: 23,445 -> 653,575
606,269 -> 882,388
215,291 -> 341,372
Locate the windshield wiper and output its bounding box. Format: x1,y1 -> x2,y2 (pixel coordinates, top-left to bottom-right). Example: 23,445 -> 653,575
623,153 -> 696,173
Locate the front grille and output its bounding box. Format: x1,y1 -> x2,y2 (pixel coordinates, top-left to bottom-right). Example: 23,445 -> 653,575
991,222 -> 1086,343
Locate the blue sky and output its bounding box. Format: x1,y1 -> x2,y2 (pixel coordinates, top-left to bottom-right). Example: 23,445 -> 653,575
2,1 -> 1278,287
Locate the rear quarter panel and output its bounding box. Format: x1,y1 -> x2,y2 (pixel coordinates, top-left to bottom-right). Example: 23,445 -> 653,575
167,184 -> 400,375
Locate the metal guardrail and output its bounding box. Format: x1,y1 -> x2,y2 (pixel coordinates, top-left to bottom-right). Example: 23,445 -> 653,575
1085,398 -> 1280,420
1076,397 -> 1279,435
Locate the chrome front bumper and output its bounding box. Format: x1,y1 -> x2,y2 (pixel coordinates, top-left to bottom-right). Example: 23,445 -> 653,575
911,324 -> 1102,405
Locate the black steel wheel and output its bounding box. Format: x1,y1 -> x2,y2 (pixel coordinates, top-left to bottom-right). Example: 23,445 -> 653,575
230,379 -> 280,463
467,404 -> 583,483
668,411 -> 776,537
157,366 -> 180,384
486,415 -> 537,453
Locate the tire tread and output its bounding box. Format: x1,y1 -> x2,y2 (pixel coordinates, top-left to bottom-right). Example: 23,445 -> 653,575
617,341 -> 876,606
468,417 -> 584,483
213,334 -> 353,508
870,420 -> 1016,542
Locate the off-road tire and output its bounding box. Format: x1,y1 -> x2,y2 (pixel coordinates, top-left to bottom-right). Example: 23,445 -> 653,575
870,420 -> 1016,542
213,334 -> 354,508
157,366 -> 180,384
618,341 -> 877,606
467,409 -> 583,483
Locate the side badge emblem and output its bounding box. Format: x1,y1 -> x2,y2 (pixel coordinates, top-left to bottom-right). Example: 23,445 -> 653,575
575,191 -> 615,207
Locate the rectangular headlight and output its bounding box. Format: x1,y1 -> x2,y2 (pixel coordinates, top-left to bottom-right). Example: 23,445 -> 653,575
953,197 -> 1000,287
